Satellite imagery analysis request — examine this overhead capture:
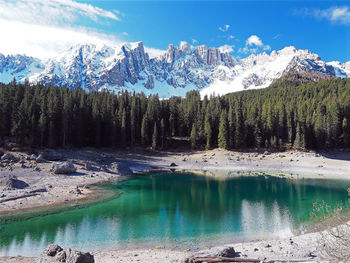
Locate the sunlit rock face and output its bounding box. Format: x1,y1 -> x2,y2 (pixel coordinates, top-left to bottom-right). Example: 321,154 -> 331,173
0,42 -> 349,97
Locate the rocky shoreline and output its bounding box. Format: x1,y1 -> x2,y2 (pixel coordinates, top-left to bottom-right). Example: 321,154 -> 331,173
1,147 -> 350,262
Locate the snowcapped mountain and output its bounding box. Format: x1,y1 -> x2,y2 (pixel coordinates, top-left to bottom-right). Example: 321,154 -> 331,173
0,42 -> 349,97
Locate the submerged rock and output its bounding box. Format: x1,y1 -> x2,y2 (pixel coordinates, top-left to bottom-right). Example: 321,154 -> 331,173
37,244 -> 94,263
51,162 -> 76,174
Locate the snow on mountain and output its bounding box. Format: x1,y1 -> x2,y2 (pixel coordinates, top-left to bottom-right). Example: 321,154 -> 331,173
0,42 -> 348,97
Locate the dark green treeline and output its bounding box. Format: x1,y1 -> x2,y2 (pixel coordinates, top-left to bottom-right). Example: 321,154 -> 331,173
0,78 -> 350,150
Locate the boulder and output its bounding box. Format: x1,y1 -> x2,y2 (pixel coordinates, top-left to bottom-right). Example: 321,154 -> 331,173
26,154 -> 38,160
84,162 -> 92,171
44,244 -> 63,257
109,162 -> 132,176
65,248 -> 94,263
36,154 -> 46,163
217,247 -> 236,258
37,244 -> 94,263
1,153 -> 17,162
42,151 -> 63,161
0,175 -> 29,189
51,162 -> 76,174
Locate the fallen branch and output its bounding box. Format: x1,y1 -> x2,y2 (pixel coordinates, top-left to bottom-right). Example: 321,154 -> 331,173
0,193 -> 38,203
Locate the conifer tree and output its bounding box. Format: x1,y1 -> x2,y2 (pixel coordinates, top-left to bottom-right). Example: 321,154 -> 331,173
121,108 -> 127,148
343,118 -> 350,148
294,122 -> 305,149
152,122 -> 158,150
218,111 -> 228,149
141,113 -> 149,145
190,123 -> 198,149
204,110 -> 212,149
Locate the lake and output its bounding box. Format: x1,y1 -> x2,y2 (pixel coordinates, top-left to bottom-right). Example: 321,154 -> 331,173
1,172 -> 349,256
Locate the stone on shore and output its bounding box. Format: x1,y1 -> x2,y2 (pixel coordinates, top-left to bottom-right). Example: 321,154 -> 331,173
0,175 -> 29,189
42,151 -> 63,161
51,162 -> 76,174
217,247 -> 236,258
37,244 -> 94,263
109,162 -> 132,176
36,154 -> 46,163
1,153 -> 17,162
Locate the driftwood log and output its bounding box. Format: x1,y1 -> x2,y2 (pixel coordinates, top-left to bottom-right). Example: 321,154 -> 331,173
187,256 -> 312,263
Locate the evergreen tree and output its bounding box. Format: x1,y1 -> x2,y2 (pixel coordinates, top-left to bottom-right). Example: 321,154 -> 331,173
343,118 -> 350,148
152,122 -> 158,150
190,123 -> 198,149
160,118 -> 166,149
218,111 -> 228,149
204,110 -> 212,149
141,113 -> 149,145
294,122 -> 305,149
121,108 -> 127,148
235,101 -> 245,148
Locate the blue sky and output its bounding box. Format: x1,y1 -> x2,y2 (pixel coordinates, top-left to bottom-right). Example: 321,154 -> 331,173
0,0 -> 349,62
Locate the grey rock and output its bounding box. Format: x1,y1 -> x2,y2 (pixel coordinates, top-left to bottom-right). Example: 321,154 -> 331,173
55,251 -> 66,262
51,162 -> 76,174
1,153 -> 17,162
44,244 -> 63,257
169,162 -> 177,167
65,248 -> 94,263
0,175 -> 29,189
42,151 -> 63,161
84,162 -> 92,171
36,154 -> 46,163
37,244 -> 94,263
28,154 -> 38,160
217,247 -> 236,258
109,162 -> 132,176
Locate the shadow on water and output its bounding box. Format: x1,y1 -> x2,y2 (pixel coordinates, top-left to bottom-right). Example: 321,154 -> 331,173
1,172 -> 350,256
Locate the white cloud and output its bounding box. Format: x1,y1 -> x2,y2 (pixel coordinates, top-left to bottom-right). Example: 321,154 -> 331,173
144,47 -> 166,59
0,0 -> 127,59
273,34 -> 281,40
246,35 -> 263,46
122,32 -> 128,36
192,39 -> 198,44
0,0 -> 121,26
218,44 -> 234,53
330,6 -> 350,23
218,24 -> 230,32
239,35 -> 270,54
0,19 -> 123,59
295,6 -> 350,25
227,35 -> 235,40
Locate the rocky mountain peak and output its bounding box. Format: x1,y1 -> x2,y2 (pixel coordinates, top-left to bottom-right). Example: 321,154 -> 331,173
0,42 -> 349,97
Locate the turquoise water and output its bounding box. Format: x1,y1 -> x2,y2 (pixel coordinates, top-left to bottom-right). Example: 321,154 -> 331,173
0,172 -> 350,256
